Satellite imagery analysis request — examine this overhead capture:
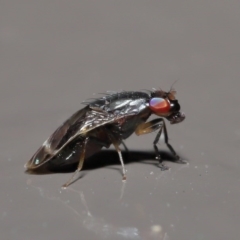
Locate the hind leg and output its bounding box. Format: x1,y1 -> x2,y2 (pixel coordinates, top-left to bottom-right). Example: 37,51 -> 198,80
62,137 -> 89,188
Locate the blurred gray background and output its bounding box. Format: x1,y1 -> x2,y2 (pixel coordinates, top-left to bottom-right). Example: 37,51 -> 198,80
1,1 -> 240,239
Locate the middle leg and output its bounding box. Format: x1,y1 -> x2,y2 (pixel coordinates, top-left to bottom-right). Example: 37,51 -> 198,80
104,128 -> 127,181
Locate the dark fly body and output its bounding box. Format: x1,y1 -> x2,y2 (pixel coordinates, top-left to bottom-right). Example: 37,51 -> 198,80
25,89 -> 186,188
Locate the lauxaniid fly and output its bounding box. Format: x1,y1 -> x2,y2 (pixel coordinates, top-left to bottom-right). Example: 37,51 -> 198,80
25,88 -> 186,188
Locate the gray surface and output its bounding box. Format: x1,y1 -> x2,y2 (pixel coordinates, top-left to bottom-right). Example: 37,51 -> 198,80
1,1 -> 240,239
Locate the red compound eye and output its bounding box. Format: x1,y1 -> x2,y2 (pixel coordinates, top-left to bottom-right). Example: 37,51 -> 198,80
149,98 -> 171,114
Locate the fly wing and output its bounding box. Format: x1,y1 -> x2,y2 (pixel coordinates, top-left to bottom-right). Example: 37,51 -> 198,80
26,107 -> 90,169
26,93 -> 150,170
26,106 -> 123,169
59,97 -> 149,144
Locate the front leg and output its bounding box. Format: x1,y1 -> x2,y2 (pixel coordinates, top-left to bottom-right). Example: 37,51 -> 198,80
135,118 -> 185,170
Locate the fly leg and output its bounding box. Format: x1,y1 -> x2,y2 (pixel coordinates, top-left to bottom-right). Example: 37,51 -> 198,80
135,118 -> 185,170
62,137 -> 89,189
105,129 -> 127,181
162,120 -> 187,164
135,118 -> 168,170
121,141 -> 129,152
121,140 -> 129,162
152,123 -> 169,170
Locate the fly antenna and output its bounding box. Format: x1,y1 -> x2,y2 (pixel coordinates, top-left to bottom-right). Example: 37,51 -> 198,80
169,80 -> 179,93
167,80 -> 179,100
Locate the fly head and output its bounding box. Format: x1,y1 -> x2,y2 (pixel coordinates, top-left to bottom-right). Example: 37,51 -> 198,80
149,89 -> 185,124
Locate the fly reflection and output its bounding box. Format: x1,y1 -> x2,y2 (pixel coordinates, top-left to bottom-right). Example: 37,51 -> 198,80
28,183 -> 169,240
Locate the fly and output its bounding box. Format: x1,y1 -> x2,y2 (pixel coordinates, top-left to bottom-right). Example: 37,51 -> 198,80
25,88 -> 186,188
